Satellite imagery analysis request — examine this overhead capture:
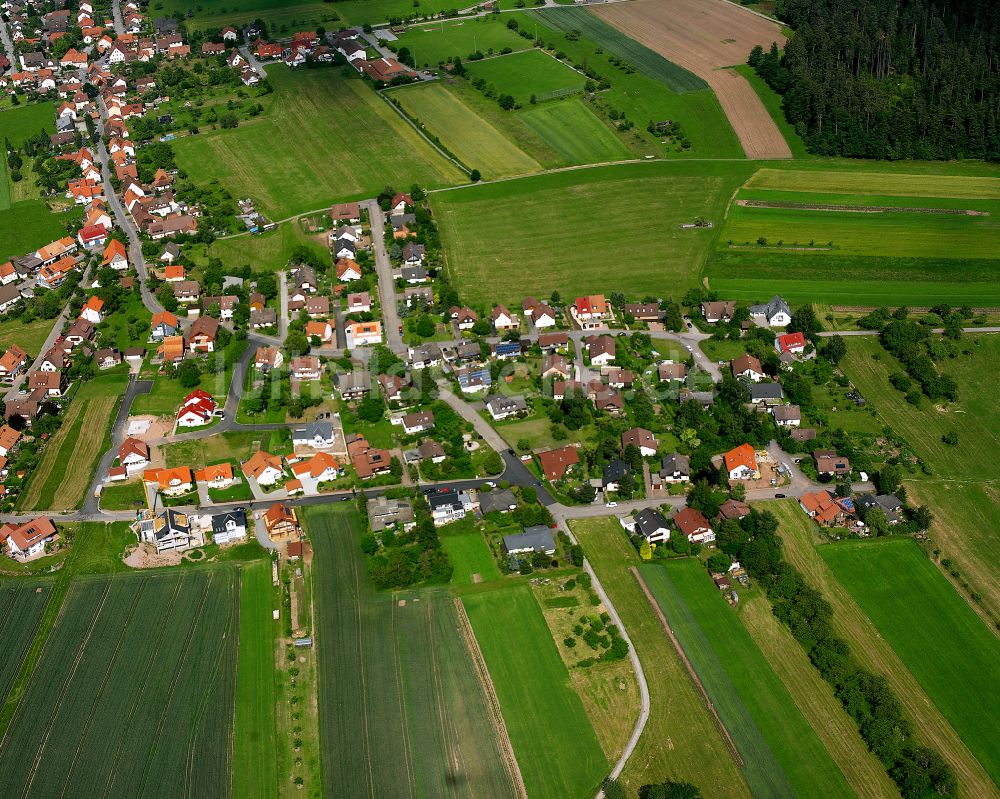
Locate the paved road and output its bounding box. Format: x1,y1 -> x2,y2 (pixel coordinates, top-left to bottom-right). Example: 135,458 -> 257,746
2,297 -> 76,401
111,0 -> 125,36
238,44 -> 268,78
364,199 -> 405,354
0,9 -> 17,65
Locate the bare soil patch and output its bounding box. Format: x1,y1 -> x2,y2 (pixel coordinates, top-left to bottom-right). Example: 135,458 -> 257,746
593,0 -> 792,159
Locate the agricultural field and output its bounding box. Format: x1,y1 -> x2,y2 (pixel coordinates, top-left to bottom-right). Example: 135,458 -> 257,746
391,82 -> 541,179
18,374 -> 129,512
0,201 -> 78,262
823,539 -> 1000,787
162,430 -> 293,470
0,568 -> 239,798
770,500 -> 1000,799
463,584 -> 608,799
395,17 -> 531,66
172,67 -> 464,220
569,517 -> 751,798
0,102 -> 54,148
306,505 -> 521,799
730,65 -> 811,159
639,560 -> 855,799
432,161 -> 752,306
157,0 -> 342,33
0,316 -> 56,358
517,100 -> 634,164
0,583 -> 51,706
464,50 -> 586,105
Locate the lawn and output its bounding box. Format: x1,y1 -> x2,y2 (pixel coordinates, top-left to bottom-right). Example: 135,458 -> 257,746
770,500 -> 1000,799
19,374 -> 129,512
439,517 -> 501,586
97,481 -> 147,511
391,82 -> 541,178
517,99 -> 634,164
465,50 -> 586,105
698,338 -> 747,364
234,561 -> 278,799
131,363 -> 233,416
0,102 -> 54,148
463,584 -> 608,799
172,66 -> 464,220
191,217 -> 329,273
209,480 -> 255,503
569,517 -> 751,798
0,568 -> 239,798
0,316 -> 55,358
432,160 -> 752,307
306,505 -> 521,798
163,430 -> 293,470
0,200 -> 78,262
394,17 -> 531,66
639,560 -> 855,799
822,538 -> 1000,787
0,582 -> 51,707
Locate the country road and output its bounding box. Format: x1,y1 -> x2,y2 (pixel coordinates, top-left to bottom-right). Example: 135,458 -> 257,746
365,198 -> 406,354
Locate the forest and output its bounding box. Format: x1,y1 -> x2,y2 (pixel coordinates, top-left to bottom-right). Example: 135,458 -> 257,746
750,0 -> 1000,160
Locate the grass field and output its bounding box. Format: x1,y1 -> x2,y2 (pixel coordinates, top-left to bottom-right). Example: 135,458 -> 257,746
0,583 -> 51,707
0,568 -> 239,798
463,584 -> 608,799
0,102 -> 54,148
172,67 -> 464,219
159,0 -> 343,33
518,99 -> 634,164
822,538 -> 1000,788
465,50 -> 586,105
97,481 -> 147,511
730,65 -> 811,158
0,201 -> 77,262
234,561 -> 278,799
307,505 -> 520,798
569,517 -> 751,798
432,161 -> 751,306
746,168 -> 1000,198
392,82 -> 541,178
193,219 -> 329,273
395,17 -> 530,66
639,560 -> 855,799
164,430 -> 293,470
770,500 -> 1000,799
439,518 -> 501,586
19,374 -> 128,512
0,316 -> 55,357
132,363 -> 233,416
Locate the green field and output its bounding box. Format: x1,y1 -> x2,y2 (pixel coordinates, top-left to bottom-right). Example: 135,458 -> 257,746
746,168 -> 1000,199
97,481 -> 147,511
0,583 -> 51,706
192,218 -> 329,273
158,0 -> 342,33
234,561 -> 278,799
132,362 -> 233,415
395,17 -> 530,66
465,50 -> 586,104
730,66 -> 811,159
392,82 -> 540,178
307,505 -> 520,798
0,568 -> 238,798
432,161 -> 751,306
439,519 -> 501,586
0,316 -> 55,357
463,585 -> 608,799
822,538 -> 1000,787
172,67 -> 464,219
639,561 -> 855,799
0,102 -> 54,148
518,99 -> 634,164
0,201 -> 77,262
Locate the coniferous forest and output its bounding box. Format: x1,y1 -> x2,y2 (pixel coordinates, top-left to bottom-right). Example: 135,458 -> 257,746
749,0 -> 1000,160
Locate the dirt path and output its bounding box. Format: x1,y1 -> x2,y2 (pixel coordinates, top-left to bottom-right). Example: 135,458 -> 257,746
593,0 -> 792,159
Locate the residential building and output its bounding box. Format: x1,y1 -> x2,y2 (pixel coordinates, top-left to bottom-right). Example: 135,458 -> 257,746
538,446 -> 579,481
749,295 -> 792,328
724,444 -> 758,480
634,508 -> 670,543
775,332 -> 807,355
345,320 -> 382,348
659,453 -> 691,483
673,507 -> 715,543
701,301 -> 736,323
772,404 -> 801,427
292,420 -> 336,449
366,496 -> 414,532
143,466 -> 194,496
814,449 -> 851,477
210,510 -> 247,545
0,516 -> 57,561
503,526 -> 556,555
622,427 -> 657,457
731,354 -> 765,382
243,450 -> 284,486
401,410 -> 434,435
194,463 -> 235,489
119,436 -> 150,474
749,383 -> 785,405
486,395 -> 528,421
336,370 -> 371,400
479,489 -> 518,515
264,503 -> 299,542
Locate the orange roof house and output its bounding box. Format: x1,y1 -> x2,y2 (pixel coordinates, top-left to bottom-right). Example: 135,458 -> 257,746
537,445 -> 580,481
194,462 -> 235,486
723,444 -> 757,480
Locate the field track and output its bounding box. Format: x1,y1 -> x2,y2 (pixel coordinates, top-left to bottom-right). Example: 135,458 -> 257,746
592,0 -> 791,159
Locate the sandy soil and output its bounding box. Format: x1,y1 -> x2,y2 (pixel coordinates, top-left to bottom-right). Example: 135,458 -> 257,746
123,542 -> 185,569
593,0 -> 792,159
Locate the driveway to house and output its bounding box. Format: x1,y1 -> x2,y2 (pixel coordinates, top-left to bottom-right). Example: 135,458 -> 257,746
364,199 -> 405,355
252,514 -> 279,551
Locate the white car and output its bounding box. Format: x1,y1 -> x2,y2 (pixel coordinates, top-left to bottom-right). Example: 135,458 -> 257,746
605,501 -> 617,508
485,481 -> 496,488
686,345 -> 693,352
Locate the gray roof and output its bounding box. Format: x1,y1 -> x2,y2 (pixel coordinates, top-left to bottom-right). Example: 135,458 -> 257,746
503,526 -> 556,553
750,295 -> 791,320
486,395 -> 527,415
401,266 -> 427,281
211,510 -> 246,534
292,420 -> 333,442
427,488 -> 468,512
749,383 -> 785,401
634,508 -> 669,537
603,459 -> 631,485
660,453 -> 690,476
479,489 -> 518,514
337,371 -> 371,393
772,404 -> 801,421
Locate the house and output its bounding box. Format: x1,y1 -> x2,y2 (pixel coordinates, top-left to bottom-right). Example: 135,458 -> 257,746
289,356 -> 322,381
622,427 -> 657,457
799,490 -> 851,526
586,335 -> 616,366
775,332 -> 807,355
701,301 -> 736,323
290,452 -> 341,483
492,340 -> 520,360
211,509 -> 247,545
143,466 -> 194,496
401,410 -> 434,435
603,459 -> 632,492
538,446 -> 579,481
77,224 -> 108,250
0,517 -> 57,561
541,353 -> 570,380
336,371 -> 371,400
451,306 -> 478,329
814,449 -> 851,477
159,242 -> 181,263
456,366 -> 491,393
157,335 -> 185,364
347,434 -> 393,479
329,202 -> 362,223
243,450 -> 285,486
593,387 -> 624,416
731,354 -> 764,382
264,503 -> 299,542
301,296 -> 330,319
255,346 -> 283,372
622,303 -> 662,322
538,332 -> 568,352
454,342 -> 482,365
28,370 -> 68,397
0,262 -> 17,286
65,319 -> 96,346
202,295 -> 239,321
552,381 -> 584,401
673,507 -> 715,543
367,496 -> 415,532
149,311 -> 179,342
404,286 -> 434,308
724,444 -> 758,480
119,436 -> 150,474
0,345 -> 30,382
347,292 -> 371,314
102,239 -> 128,270
791,428 -> 817,443
573,295 -> 608,329
94,347 -> 122,369
292,420 -> 335,449
187,315 -> 219,354
660,453 -> 691,483
717,498 -> 751,521
749,295 -> 792,327
416,439 -> 446,464
390,192 -> 413,214
492,305 -> 518,332
345,320 -> 382,348
502,526 -> 556,556
165,264 -> 186,281
772,404 -> 801,427
604,367 -> 634,389
176,389 -> 217,427
5,396 -> 42,425
522,298 -> 557,329
250,308 -> 278,330
749,383 -> 785,405
172,281 -> 201,303
480,489 -> 518,514
401,241 -> 425,265
486,395 -> 528,421
79,295 -> 105,324
0,425 -> 22,457
427,488 -> 474,526
335,258 -> 362,282
305,320 -> 333,343
634,508 -> 670,544
379,374 -> 406,403
658,361 -> 686,381
855,494 -> 904,525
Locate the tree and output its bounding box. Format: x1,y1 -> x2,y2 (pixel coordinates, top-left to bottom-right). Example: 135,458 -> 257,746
942,431 -> 959,446
688,479 -> 720,519
706,552 -> 730,573
639,540 -> 652,560
177,360 -> 201,388
285,330 -> 309,356
469,169 -> 481,182
639,780 -> 702,799
157,283 -> 178,312
909,505 -> 933,532
482,450 -> 503,475
865,506 -> 890,537
876,464 -> 902,494
822,335 -> 847,364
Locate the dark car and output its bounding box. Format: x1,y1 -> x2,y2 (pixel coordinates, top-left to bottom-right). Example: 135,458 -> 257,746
774,493 -> 786,498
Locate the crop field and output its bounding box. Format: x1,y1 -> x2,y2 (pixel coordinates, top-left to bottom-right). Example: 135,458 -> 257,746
746,168 -> 1000,199
172,67 -> 464,220
392,83 -> 540,178
770,500 -> 1000,799
517,99 -> 634,164
395,17 -> 531,66
463,585 -> 608,799
234,561 -> 278,799
569,517 -> 751,798
0,200 -> 76,262
0,583 -> 51,706
464,50 -> 586,105
639,561 -> 854,799
307,505 -> 520,799
593,0 -> 791,158
525,7 -> 706,93
0,569 -> 239,798
332,0 -> 460,26
730,66 -> 811,158
823,539 -> 1000,786
18,374 -> 128,512
432,161 -> 751,306
159,0 -> 342,33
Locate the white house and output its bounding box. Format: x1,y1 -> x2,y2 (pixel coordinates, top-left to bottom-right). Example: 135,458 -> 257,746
210,510 -> 247,544
750,295 -> 792,327
0,517 -> 57,561
119,437 -> 150,474
633,508 -> 670,544
731,354 -> 765,382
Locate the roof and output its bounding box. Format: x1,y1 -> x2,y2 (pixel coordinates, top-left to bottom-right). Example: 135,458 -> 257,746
0,516 -> 56,551
243,450 -> 283,479
776,332 -> 807,352
479,489 -> 518,514
622,427 -> 656,451
749,383 -> 785,401
660,453 -> 690,476
674,507 -> 711,537
731,353 -> 762,376
603,459 -> 631,484
724,444 -> 757,474
211,509 -> 246,535
575,294 -> 607,316
143,466 -> 192,489
503,526 -> 556,553
194,462 -> 234,483
119,436 -> 148,461
717,498 -> 750,520
772,404 -> 801,422
537,446 -> 579,481
635,508 -> 669,537
264,503 -> 296,528
751,295 -> 791,321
